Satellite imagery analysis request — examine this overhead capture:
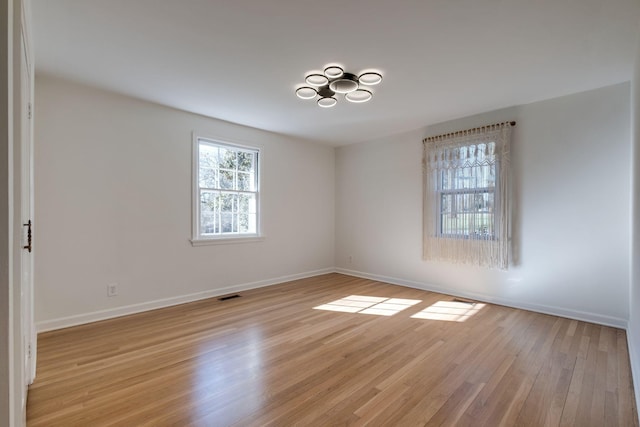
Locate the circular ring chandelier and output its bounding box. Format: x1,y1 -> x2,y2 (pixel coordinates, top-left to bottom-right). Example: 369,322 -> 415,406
295,65 -> 382,108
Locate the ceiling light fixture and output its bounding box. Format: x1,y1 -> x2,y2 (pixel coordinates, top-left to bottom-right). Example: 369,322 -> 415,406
316,86 -> 337,108
324,66 -> 344,79
345,89 -> 372,103
305,74 -> 329,86
295,65 -> 383,108
359,72 -> 383,86
295,87 -> 317,99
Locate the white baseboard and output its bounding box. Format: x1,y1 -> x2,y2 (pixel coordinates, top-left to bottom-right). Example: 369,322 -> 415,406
335,268 -> 628,329
38,266 -> 629,332
36,268 -> 335,332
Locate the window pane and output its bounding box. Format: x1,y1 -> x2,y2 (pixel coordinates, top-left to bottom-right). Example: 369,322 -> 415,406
441,194 -> 452,213
441,212 -> 494,237
201,214 -> 215,234
439,190 -> 495,238
199,144 -> 219,169
441,164 -> 496,192
458,168 -> 473,189
237,151 -> 254,172
238,214 -> 249,233
441,170 -> 451,190
475,192 -> 494,212
239,194 -> 249,213
237,172 -> 252,191
475,164 -> 495,188
199,167 -> 217,188
220,193 -> 236,212
220,213 -> 233,233
239,194 -> 257,214
478,214 -> 494,236
220,170 -> 235,190
199,144 -> 219,188
219,147 -> 237,170
200,191 -> 218,234
441,212 -> 495,237
247,213 -> 257,233
200,191 -> 216,211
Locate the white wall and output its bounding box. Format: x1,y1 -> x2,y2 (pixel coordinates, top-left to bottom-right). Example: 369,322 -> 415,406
34,74 -> 634,330
629,27 -> 640,417
34,74 -> 335,330
336,82 -> 631,327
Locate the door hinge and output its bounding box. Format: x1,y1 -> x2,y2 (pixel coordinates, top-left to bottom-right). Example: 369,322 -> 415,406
28,344 -> 32,359
28,102 -> 32,119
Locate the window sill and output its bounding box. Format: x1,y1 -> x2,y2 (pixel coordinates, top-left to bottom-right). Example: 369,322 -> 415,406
190,235 -> 265,246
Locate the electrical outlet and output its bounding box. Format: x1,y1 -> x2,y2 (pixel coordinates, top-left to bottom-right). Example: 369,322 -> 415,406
348,255 -> 353,264
107,283 -> 118,297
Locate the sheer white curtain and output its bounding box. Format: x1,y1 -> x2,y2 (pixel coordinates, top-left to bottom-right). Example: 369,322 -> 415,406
423,122 -> 513,269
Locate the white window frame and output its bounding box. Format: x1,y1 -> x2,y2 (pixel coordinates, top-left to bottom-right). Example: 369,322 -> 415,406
191,134 -> 263,246
435,159 -> 501,240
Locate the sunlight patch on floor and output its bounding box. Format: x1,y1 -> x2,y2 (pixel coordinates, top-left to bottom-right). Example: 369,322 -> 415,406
314,295 -> 421,316
411,301 -> 485,322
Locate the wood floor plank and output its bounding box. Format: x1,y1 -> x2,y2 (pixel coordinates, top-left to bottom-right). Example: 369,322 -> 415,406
27,273 -> 638,426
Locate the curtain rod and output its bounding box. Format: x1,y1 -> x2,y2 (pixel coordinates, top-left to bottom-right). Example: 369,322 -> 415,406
423,121 -> 516,143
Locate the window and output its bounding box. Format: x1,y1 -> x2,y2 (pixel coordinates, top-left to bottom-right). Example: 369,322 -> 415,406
436,144 -> 498,239
423,122 -> 513,269
193,136 -> 260,242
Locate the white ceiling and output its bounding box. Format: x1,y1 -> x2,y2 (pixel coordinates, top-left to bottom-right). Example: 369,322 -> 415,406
32,0 -> 640,146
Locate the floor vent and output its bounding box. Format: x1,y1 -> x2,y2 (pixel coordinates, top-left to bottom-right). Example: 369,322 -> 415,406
219,294 -> 241,301
452,298 -> 476,305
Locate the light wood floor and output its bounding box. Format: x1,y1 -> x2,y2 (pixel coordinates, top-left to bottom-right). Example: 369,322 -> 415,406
27,273 -> 638,426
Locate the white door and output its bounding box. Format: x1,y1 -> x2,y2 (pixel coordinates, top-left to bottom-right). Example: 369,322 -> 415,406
20,20 -> 35,387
